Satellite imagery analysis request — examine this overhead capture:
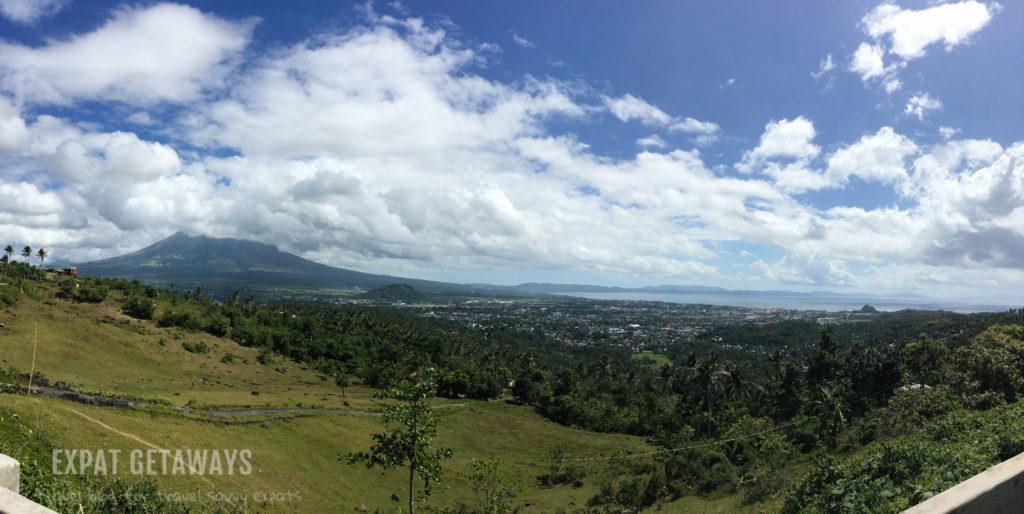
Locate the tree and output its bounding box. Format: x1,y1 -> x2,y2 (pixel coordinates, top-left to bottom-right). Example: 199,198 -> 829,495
3,245 -> 11,263
686,354 -> 730,418
335,373 -> 349,397
21,245 -> 31,263
36,248 -> 47,269
460,455 -> 522,513
901,333 -> 948,385
806,384 -> 849,448
343,371 -> 453,513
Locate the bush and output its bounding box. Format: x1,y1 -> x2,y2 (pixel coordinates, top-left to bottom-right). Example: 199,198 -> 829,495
122,295 -> 156,320
74,284 -> 108,303
257,347 -> 274,365
182,341 -> 210,354
158,309 -> 202,331
205,314 -> 230,337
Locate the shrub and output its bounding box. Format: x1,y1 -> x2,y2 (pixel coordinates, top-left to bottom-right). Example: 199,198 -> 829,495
75,284 -> 108,303
182,341 -> 210,354
158,309 -> 202,331
205,314 -> 230,337
257,347 -> 274,365
122,295 -> 156,320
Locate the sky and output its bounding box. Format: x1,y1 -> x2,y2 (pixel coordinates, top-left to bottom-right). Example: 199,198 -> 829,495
0,0 -> 1022,301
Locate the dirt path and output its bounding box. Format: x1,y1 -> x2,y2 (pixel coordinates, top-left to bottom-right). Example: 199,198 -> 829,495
28,397 -> 215,487
8,383 -> 467,418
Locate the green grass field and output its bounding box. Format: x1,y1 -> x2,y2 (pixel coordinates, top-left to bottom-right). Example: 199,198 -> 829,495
632,351 -> 673,367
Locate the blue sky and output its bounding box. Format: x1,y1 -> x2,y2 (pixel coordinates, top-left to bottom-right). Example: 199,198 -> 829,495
0,0 -> 1022,300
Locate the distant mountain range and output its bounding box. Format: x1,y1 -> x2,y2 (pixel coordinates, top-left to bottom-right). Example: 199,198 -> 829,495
76,233 -> 968,308
76,232 -> 492,296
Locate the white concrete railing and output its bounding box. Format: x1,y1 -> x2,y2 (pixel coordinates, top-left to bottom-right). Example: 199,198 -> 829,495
903,451 -> 1024,513
0,454 -> 57,514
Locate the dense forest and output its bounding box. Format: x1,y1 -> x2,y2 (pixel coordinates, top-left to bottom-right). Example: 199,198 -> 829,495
4,262 -> 1024,512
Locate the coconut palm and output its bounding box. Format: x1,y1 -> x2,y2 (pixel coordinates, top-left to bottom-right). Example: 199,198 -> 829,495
21,246 -> 31,264
806,383 -> 850,448
3,245 -> 12,263
36,248 -> 47,269
686,353 -> 731,418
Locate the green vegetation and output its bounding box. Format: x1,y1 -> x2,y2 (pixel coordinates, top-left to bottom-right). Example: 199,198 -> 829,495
633,351 -> 673,367
344,372 -> 454,513
3,256 -> 1024,512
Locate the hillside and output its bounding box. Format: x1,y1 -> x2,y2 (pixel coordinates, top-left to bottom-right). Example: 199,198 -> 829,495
358,283 -> 430,303
0,280 -> 663,512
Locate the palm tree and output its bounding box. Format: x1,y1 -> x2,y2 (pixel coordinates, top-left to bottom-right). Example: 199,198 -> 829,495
36,248 -> 47,269
724,361 -> 762,403
21,246 -> 31,263
806,384 -> 849,448
3,245 -> 12,263
686,354 -> 730,418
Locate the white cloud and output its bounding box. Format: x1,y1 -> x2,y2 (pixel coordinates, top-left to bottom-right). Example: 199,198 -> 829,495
762,162 -> 832,194
863,1 -> 995,60
0,0 -> 67,23
883,77 -> 902,93
0,97 -> 29,155
826,126 -> 917,186
736,116 -> 820,174
670,117 -> 720,135
0,3 -> 254,105
905,92 -> 942,120
125,112 -> 156,126
602,94 -> 720,143
752,255 -> 857,286
850,42 -> 886,81
511,33 -> 534,48
603,94 -> 673,126
939,126 -> 960,140
636,134 -> 667,149
811,53 -> 835,79
849,1 -> 997,89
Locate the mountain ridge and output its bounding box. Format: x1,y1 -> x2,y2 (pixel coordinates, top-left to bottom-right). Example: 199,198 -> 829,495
76,232 -> 941,304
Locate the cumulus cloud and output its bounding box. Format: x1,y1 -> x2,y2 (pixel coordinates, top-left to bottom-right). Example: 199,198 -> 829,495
736,117 -> 820,174
752,254 -> 857,286
905,92 -> 942,120
850,42 -> 887,81
862,1 -> 996,60
826,126 -> 917,186
848,1 -> 997,95
0,3 -> 254,105
0,97 -> 29,154
0,0 -> 68,23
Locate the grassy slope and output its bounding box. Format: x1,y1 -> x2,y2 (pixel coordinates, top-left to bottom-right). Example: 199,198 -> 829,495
632,351 -> 673,367
0,284 -> 681,512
